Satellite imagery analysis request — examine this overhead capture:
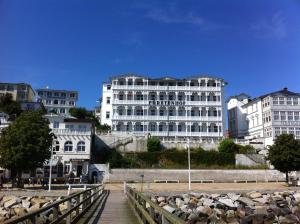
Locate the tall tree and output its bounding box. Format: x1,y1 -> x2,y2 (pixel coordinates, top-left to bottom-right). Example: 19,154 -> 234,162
0,110 -> 54,187
268,134 -> 300,183
218,138 -> 240,154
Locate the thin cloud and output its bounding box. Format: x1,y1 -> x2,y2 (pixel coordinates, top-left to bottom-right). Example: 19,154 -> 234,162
146,8 -> 204,25
250,12 -> 286,39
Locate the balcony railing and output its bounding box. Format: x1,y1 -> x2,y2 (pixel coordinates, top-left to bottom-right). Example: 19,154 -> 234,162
112,115 -> 222,122
51,129 -> 91,135
112,85 -> 221,91
113,131 -> 222,137
112,99 -> 222,106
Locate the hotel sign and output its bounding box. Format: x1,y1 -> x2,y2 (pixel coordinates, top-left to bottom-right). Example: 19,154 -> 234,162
281,121 -> 300,126
149,100 -> 186,106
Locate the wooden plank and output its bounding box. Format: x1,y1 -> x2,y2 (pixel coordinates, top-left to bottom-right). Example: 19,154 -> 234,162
94,191 -> 139,224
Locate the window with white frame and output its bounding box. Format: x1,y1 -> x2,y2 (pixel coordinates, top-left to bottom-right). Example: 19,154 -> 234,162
273,111 -> 279,121
53,141 -> 60,152
294,112 -> 299,121
279,97 -> 285,105
296,128 -> 300,138
106,111 -> 110,119
281,127 -> 287,134
274,127 -> 280,136
287,97 -> 292,105
288,112 -> 293,121
289,127 -> 295,135
273,97 -> 278,105
53,121 -> 59,129
77,141 -> 85,152
65,124 -> 74,129
106,97 -> 111,104
64,141 -> 73,152
293,98 -> 299,105
280,111 -> 286,121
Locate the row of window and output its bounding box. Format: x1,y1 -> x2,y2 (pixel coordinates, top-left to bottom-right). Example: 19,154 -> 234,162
274,127 -> 300,138
113,79 -> 220,87
115,108 -> 221,117
40,99 -> 75,106
53,141 -> 86,152
38,91 -> 77,98
114,94 -> 221,102
273,97 -> 299,106
53,122 -> 87,129
115,123 -> 221,132
48,108 -> 67,114
273,111 -> 300,121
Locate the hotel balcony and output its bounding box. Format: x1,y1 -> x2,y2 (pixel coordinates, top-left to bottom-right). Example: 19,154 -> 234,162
112,99 -> 222,106
112,115 -> 222,122
114,131 -> 222,137
51,129 -> 92,136
112,85 -> 221,92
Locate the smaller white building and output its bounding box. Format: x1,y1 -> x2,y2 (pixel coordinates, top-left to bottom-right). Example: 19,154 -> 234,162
100,83 -> 113,126
45,114 -> 94,178
227,94 -> 251,138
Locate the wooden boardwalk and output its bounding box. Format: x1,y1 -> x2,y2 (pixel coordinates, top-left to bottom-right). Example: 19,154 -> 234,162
91,190 -> 138,224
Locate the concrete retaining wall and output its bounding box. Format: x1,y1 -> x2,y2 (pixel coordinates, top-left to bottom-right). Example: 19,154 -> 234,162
107,169 -> 285,183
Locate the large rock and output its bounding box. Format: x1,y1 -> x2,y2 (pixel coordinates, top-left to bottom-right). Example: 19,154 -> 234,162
248,192 -> 262,199
26,203 -> 41,213
157,197 -> 165,203
175,198 -> 184,207
4,197 -> 21,208
201,198 -> 214,207
14,207 -> 27,216
30,198 -> 50,207
237,197 -> 255,206
22,200 -> 31,209
196,206 -> 212,216
163,205 -> 176,214
218,198 -> 236,208
254,206 -> 268,215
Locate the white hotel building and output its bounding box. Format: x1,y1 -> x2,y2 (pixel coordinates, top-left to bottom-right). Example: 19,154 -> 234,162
227,88 -> 300,146
101,74 -> 227,142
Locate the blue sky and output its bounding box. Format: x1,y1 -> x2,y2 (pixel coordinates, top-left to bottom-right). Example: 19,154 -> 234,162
1,0 -> 300,109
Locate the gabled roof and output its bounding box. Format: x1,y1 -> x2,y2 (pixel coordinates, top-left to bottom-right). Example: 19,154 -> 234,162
243,88 -> 300,107
109,73 -> 227,83
226,93 -> 251,103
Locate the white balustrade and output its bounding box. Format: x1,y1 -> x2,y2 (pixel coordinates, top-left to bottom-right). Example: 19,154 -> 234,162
51,129 -> 91,135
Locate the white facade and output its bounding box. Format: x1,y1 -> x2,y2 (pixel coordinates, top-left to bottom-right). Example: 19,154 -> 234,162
0,112 -> 9,133
36,89 -> 78,115
227,94 -> 251,138
45,114 -> 93,177
102,74 -> 227,142
242,88 -> 300,146
100,83 -> 113,126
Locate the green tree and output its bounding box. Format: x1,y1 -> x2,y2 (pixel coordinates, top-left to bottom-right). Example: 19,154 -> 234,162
218,138 -> 239,154
268,134 -> 300,183
147,137 -> 161,152
0,111 -> 54,187
69,107 -> 93,119
0,93 -> 22,120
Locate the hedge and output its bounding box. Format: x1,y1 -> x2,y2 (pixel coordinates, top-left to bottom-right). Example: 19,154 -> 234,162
122,150 -> 235,169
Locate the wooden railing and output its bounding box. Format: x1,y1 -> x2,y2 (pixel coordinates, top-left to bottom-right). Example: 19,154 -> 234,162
4,184 -> 104,224
125,185 -> 185,224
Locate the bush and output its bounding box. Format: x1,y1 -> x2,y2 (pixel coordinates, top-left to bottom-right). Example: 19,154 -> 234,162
218,138 -> 239,154
238,145 -> 256,154
147,137 -> 161,152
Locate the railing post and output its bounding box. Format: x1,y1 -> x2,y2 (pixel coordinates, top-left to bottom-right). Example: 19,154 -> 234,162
53,204 -> 59,221
76,195 -> 80,216
66,198 -> 72,224
30,215 -> 36,224
123,181 -> 126,194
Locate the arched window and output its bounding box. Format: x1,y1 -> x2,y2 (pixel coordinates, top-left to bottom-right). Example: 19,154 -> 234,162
53,141 -> 60,152
64,141 -> 73,152
77,141 -> 85,152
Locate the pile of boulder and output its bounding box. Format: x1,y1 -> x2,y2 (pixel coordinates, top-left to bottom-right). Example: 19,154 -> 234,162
0,195 -> 68,222
151,191 -> 300,223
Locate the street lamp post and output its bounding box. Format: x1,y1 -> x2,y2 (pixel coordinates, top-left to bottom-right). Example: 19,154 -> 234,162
48,145 -> 53,192
187,138 -> 191,191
